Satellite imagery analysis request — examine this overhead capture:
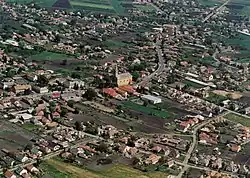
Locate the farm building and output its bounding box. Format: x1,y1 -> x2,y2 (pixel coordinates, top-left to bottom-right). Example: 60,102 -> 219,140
141,94 -> 162,104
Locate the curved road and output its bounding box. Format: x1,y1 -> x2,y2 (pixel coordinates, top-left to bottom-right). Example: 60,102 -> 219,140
176,111 -> 229,178
138,39 -> 165,87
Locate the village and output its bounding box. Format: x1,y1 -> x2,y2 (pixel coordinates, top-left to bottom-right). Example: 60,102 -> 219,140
0,0 -> 249,178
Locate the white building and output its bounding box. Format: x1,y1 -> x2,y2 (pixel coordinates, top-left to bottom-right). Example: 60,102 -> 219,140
64,79 -> 84,89
141,94 -> 162,104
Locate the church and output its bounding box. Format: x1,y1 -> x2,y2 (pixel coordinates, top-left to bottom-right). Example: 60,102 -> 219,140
115,65 -> 132,87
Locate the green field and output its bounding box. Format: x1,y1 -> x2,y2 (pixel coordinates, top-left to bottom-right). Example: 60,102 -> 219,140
184,80 -> 205,88
199,0 -> 223,6
6,0 -> 57,7
69,0 -> 125,14
224,113 -> 250,126
29,51 -> 70,61
22,123 -> 40,131
135,4 -> 156,12
121,101 -> 169,118
70,1 -> 113,9
40,159 -> 168,178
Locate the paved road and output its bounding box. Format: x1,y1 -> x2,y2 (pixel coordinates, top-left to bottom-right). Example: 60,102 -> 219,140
175,161 -> 239,177
138,39 -> 165,87
176,111 -> 229,178
202,0 -> 230,23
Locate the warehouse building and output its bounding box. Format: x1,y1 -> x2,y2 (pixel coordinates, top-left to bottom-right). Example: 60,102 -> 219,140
141,94 -> 162,104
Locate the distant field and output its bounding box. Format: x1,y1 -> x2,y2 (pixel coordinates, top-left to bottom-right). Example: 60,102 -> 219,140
6,0 -> 57,7
41,159 -> 168,178
199,0 -> 223,6
68,0 -> 125,14
224,113 -> 250,127
134,4 -> 156,12
70,1 -> 113,9
29,51 -> 70,61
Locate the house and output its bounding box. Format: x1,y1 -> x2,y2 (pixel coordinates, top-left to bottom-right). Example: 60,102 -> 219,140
4,170 -> 16,178
25,165 -> 39,174
231,145 -> 241,152
48,141 -> 60,151
29,148 -> 42,158
15,167 -> 27,176
32,85 -> 48,94
25,74 -> 37,82
179,121 -> 190,132
145,154 -> 161,165
0,78 -> 14,89
12,84 -> 31,94
39,146 -> 51,154
15,154 -> 29,163
17,113 -> 33,123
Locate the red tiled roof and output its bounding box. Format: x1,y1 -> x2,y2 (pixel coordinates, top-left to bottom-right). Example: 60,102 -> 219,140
103,88 -> 118,97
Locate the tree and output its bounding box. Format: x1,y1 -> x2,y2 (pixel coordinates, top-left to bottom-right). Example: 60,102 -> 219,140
96,142 -> 108,153
132,71 -> 140,81
75,121 -> 83,131
54,35 -> 61,43
73,83 -> 79,90
38,75 -> 49,87
71,72 -> 81,79
24,89 -> 31,95
61,59 -> 67,65
83,89 -> 97,100
67,100 -> 75,108
61,108 -> 68,117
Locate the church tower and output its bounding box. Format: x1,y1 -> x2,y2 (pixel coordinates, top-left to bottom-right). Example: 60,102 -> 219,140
115,64 -> 118,78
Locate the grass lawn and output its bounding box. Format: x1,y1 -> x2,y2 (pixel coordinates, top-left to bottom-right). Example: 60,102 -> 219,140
121,101 -> 169,118
206,92 -> 228,105
41,159 -> 168,178
30,51 -> 70,61
224,113 -> 250,126
183,80 -> 204,88
22,123 -> 40,131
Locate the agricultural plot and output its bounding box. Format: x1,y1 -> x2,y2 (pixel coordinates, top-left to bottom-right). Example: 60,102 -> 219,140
69,0 -> 125,14
0,121 -> 37,151
40,159 -> 168,178
121,101 -> 170,119
29,51 -> 70,61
